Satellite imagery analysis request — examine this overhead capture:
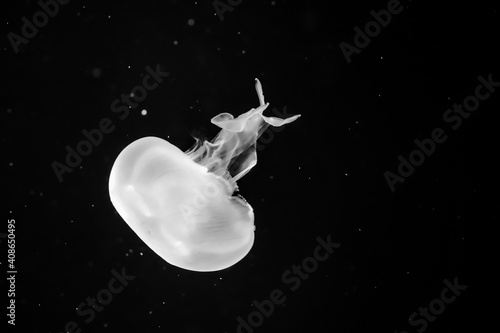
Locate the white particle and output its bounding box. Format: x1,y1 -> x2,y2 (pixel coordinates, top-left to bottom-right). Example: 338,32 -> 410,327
188,19 -> 195,26
141,109 -> 147,116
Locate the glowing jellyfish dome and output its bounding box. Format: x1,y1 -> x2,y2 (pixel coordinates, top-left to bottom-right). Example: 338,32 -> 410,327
109,79 -> 300,272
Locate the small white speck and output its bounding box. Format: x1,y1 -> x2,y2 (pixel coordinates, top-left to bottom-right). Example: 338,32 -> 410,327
173,40 -> 178,45
141,109 -> 147,116
188,19 -> 195,26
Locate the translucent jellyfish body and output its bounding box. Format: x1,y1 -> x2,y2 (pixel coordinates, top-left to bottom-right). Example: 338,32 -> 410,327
109,79 -> 300,272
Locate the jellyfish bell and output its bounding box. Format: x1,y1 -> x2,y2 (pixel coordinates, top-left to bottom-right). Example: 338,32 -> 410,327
109,136 -> 255,272
109,79 -> 300,272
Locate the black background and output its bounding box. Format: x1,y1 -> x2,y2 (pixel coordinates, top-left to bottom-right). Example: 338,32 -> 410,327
1,0 -> 498,332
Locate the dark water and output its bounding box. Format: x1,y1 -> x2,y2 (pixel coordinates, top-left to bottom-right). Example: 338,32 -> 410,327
2,0 -> 498,332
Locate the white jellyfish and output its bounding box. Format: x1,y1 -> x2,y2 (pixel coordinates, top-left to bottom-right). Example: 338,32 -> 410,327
109,79 -> 300,272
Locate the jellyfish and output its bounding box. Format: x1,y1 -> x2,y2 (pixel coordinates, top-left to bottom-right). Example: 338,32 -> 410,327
108,79 -> 300,272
